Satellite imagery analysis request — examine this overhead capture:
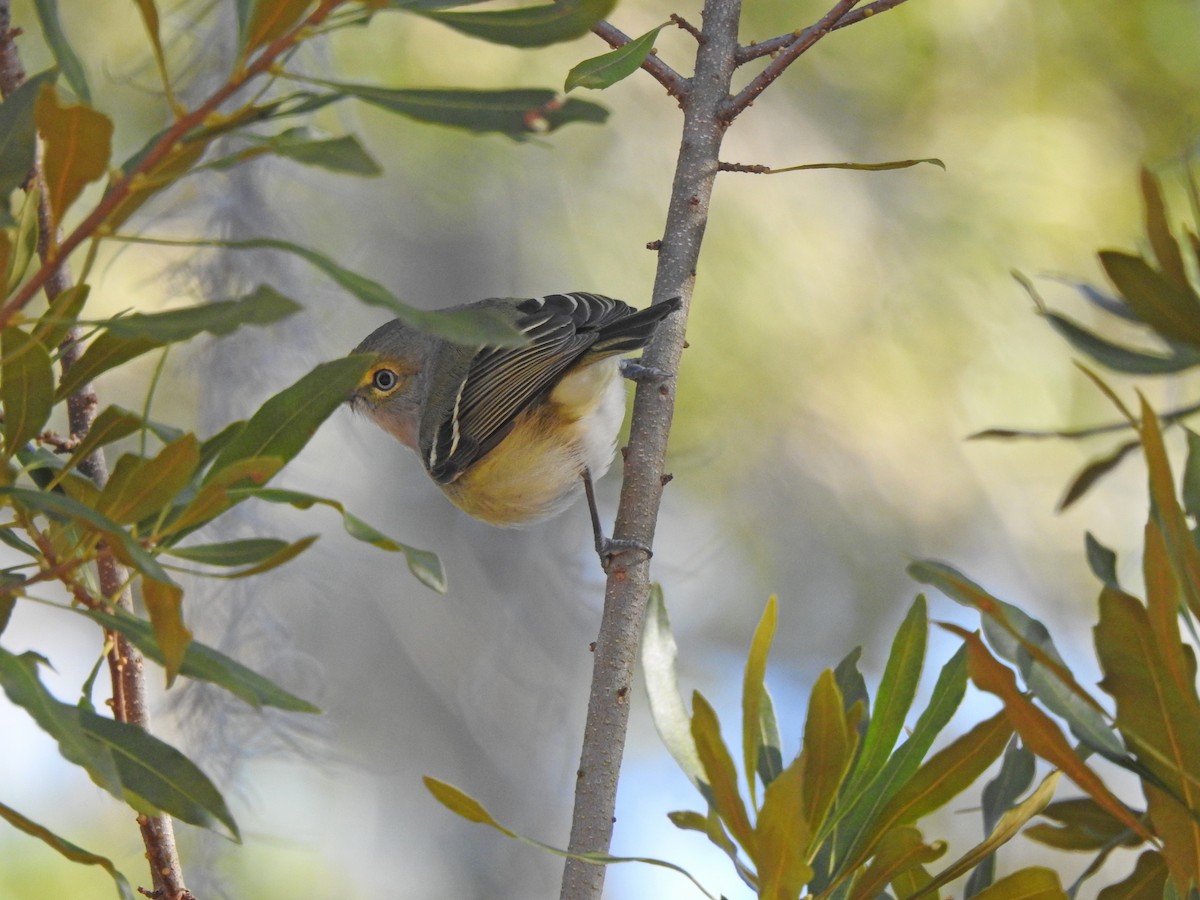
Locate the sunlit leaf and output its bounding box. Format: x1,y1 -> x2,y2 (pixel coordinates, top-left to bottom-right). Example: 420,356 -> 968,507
692,691 -> 755,857
1100,251 -> 1200,348
34,84 -> 112,227
103,285 -> 301,342
140,578 -> 190,686
0,69 -> 57,196
964,738 -> 1035,894
417,0 -> 615,47
966,867 -> 1067,900
33,282 -> 90,351
949,624 -> 1152,841
0,647 -> 123,799
316,80 -> 609,139
1,328 -> 54,459
742,595 -> 776,808
86,607 -> 319,712
56,332 -> 163,401
566,23 -> 665,91
225,486 -> 446,592
643,585 -> 705,790
78,709 -> 238,839
0,800 -> 133,900
1097,851 -> 1168,900
1141,168 -> 1188,288
99,435 -> 200,525
7,182 -> 40,292
755,756 -> 813,900
157,457 -> 283,540
802,669 -> 853,834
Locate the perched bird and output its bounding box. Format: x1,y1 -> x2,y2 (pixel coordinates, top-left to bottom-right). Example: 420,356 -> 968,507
350,292 -> 681,560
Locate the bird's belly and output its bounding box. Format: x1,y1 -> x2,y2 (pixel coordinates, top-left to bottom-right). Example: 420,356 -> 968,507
441,360 -> 626,526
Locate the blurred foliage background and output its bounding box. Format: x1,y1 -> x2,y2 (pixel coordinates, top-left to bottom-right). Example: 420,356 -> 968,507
2,0 -> 1200,897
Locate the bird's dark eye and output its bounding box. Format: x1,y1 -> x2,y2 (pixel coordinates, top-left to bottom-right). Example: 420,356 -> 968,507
372,369 -> 399,392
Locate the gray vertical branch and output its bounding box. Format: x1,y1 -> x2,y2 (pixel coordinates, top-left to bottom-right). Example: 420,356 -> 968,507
0,6 -> 189,898
559,0 -> 743,896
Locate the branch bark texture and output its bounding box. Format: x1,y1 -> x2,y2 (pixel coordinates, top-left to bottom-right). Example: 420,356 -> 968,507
559,0 -> 743,896
0,7 -> 189,898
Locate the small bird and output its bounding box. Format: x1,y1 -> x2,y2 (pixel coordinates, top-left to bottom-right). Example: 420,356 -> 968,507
349,292 -> 681,561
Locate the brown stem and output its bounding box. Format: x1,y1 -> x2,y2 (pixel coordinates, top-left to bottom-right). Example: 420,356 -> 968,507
558,0 -> 742,896
0,8 -> 194,898
735,0 -> 914,65
0,0 -> 346,330
591,20 -> 690,103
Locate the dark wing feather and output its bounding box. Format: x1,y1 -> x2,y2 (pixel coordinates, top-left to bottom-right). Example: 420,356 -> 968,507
424,293 -> 634,483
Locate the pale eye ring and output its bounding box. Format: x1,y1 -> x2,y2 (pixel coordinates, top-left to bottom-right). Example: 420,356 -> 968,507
372,369 -> 399,391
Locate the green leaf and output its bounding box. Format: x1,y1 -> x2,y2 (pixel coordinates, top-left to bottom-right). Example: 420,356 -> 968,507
98,434 -> 200,524
850,595 -> 927,792
141,577 -> 191,686
56,332 -> 164,401
0,647 -> 123,799
566,23 -> 665,91
33,282 -> 90,351
225,486 -> 446,592
1025,797 -> 1142,851
77,708 -> 238,839
849,826 -> 945,900
742,595 -> 776,809
103,285 -> 302,342
169,535 -> 318,578
1085,531 -> 1120,589
242,0 -> 313,54
762,158 -> 945,174
423,776 -> 720,898
245,130 -> 382,175
55,406 -> 143,478
34,84 -> 113,226
33,1 -> 90,104
754,756 -> 814,900
319,80 -> 609,139
1058,439 -> 1142,510
157,457 -> 284,540
0,590 -> 15,634
0,800 -> 133,900
0,486 -> 172,582
642,585 -> 705,790
1141,168 -> 1188,288
964,738 -> 1035,894
802,669 -> 854,834
417,0 -> 616,47
1096,851 -> 1168,900
1041,310 -> 1200,375
165,537 -> 293,567
692,691 -> 755,857
86,607 -> 319,712
207,356 -> 371,482
967,867 -> 1067,900
7,181 -> 40,292
1,328 -> 54,459
1100,250 -> 1200,348
0,69 -> 58,197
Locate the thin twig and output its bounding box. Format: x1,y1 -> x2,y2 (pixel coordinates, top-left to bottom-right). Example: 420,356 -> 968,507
670,13 -> 704,43
0,7 -> 194,898
591,20 -> 690,102
737,0 -> 912,63
559,0 -> 743,897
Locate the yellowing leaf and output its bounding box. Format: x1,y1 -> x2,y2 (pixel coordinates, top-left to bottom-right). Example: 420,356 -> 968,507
692,692 -> 755,857
98,435 -> 200,525
755,754 -> 813,900
1,328 -> 54,459
965,867 -> 1067,900
743,595 -> 777,809
801,669 -> 853,833
34,84 -> 112,228
141,577 -> 190,685
1096,850 -> 1168,900
850,826 -> 945,900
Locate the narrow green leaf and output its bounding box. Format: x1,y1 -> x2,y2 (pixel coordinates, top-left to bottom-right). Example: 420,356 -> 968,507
225,486 -> 446,592
1085,531 -> 1120,588
417,0 -> 616,48
0,591 -> 15,634
755,685 -> 784,791
833,645 -> 870,725
964,738 -> 1036,895
1041,310 -> 1200,375
0,486 -> 172,582
0,69 -> 58,196
33,282 -> 90,351
56,332 -> 164,401
742,595 -> 776,809
165,537 -> 293,567
668,808 -> 757,889
1025,797 -> 1143,851
141,578 -> 191,686
78,708 -> 238,839
0,800 -> 133,900
103,285 -> 302,342
692,692 -> 756,857
849,826 -> 945,900
424,776 -> 510,831
207,356 -> 370,480
1141,168 -> 1188,288
32,1 -> 89,104
0,647 -> 123,799
1100,250 -> 1200,348
764,158 -> 945,174
242,0 -> 312,54
755,755 -> 814,900
566,23 -> 665,91
174,535 -> 318,579
251,130 -> 381,175
316,79 -> 609,139
86,607 -> 319,712
99,434 -> 200,524
34,84 -> 113,226
851,595 -> 927,791
55,406 -> 143,477
1096,851 -> 1168,900
642,585 -> 705,790
7,183 -> 40,292
1058,439 -> 1142,510
802,669 -> 853,834
963,867 -> 1067,900
1,328 -> 54,459
157,457 -> 283,540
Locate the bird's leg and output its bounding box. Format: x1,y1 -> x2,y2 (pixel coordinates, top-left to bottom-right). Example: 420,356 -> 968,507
619,357 -> 671,383
582,467 -> 652,571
